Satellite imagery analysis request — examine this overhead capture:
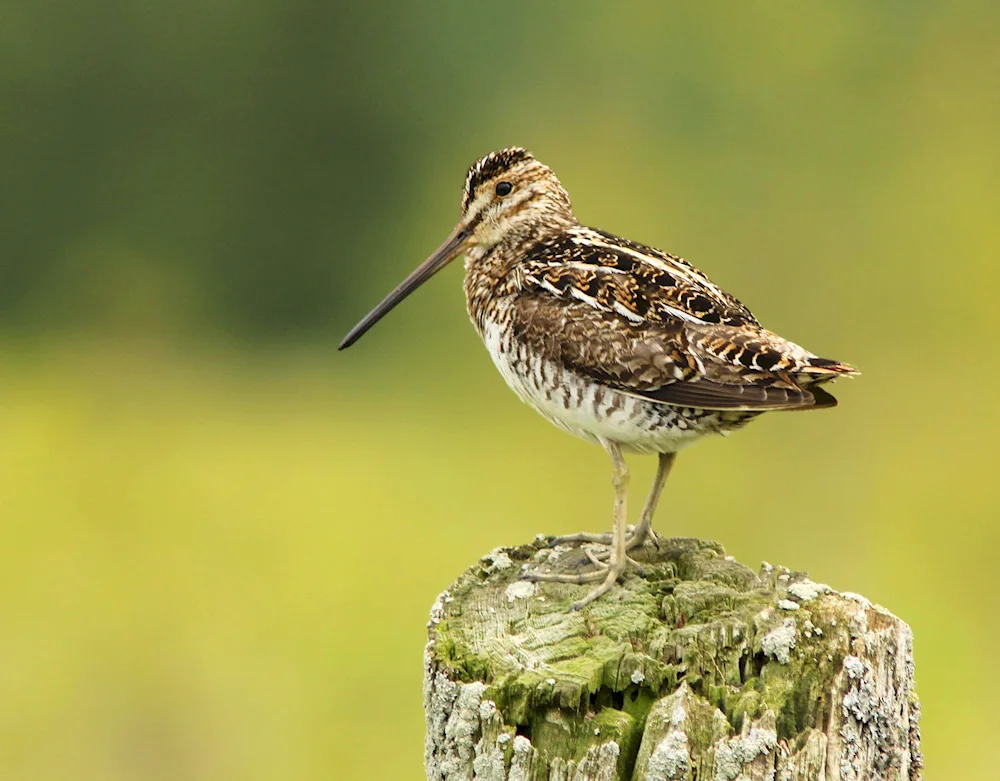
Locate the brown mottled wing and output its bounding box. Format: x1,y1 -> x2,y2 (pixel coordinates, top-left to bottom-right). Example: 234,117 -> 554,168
511,293 -> 843,412
523,228 -> 759,327
515,226 -> 855,411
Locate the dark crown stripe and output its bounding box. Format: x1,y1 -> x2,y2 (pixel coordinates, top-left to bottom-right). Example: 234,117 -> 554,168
464,148 -> 533,204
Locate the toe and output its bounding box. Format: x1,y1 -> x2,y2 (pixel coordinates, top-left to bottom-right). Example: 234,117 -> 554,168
550,531 -> 613,546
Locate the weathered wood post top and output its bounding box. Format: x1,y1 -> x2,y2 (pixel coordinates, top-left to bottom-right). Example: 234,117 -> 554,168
424,537 -> 921,781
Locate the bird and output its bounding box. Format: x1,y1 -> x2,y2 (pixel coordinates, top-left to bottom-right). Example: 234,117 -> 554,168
339,147 -> 857,610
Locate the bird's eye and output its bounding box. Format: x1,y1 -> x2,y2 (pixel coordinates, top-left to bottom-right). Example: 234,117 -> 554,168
495,181 -> 513,197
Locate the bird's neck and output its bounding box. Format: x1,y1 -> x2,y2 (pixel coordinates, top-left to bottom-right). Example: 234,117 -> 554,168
463,220 -> 574,334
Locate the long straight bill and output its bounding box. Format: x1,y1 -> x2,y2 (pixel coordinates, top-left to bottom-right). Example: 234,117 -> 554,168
338,226 -> 469,350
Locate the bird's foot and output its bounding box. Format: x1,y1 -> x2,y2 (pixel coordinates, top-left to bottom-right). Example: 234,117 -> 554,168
569,557 -> 627,610
524,532 -> 650,609
520,568 -> 607,586
582,546 -> 647,576
521,552 -> 632,610
550,525 -> 659,553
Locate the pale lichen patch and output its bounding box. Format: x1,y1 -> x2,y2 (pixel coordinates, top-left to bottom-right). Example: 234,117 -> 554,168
646,730 -> 689,780
788,579 -> 831,602
507,736 -> 535,781
573,741 -> 621,781
843,655 -> 865,680
505,580 -> 537,602
429,590 -> 448,626
712,723 -> 778,781
484,547 -> 514,573
760,618 -> 797,664
841,591 -> 872,607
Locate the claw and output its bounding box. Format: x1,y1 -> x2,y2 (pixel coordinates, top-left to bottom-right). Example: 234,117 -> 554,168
625,554 -> 646,577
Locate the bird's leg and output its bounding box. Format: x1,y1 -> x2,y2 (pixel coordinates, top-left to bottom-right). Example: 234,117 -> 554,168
582,451 -> 677,570
569,440 -> 630,610
626,451 -> 675,551
521,440 -> 631,601
550,451 -> 676,553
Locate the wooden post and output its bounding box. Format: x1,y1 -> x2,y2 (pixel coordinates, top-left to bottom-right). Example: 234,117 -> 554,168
424,537 -> 921,781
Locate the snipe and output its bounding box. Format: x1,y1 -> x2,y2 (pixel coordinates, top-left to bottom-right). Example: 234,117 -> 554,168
340,147 -> 856,609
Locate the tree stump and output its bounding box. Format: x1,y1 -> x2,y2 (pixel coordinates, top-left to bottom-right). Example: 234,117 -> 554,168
424,537 -> 921,781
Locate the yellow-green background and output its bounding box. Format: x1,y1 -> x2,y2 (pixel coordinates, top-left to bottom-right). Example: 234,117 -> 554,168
2,3 -> 997,779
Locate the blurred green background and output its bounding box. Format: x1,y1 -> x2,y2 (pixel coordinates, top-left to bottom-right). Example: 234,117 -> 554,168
2,2 -> 997,779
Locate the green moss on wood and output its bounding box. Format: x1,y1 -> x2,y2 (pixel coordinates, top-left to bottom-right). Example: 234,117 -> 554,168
426,537 -> 900,778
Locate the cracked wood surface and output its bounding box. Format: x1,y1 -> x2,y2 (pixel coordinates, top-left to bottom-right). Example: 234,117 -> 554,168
424,537 -> 921,781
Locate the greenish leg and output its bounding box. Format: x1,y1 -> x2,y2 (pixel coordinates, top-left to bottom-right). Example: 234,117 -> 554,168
522,439 -> 631,600
567,439 -> 630,610
627,451 -> 675,549
550,451 -> 675,552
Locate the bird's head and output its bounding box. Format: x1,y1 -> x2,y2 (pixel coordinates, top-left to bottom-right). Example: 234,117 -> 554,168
459,147 -> 574,250
339,147 -> 574,350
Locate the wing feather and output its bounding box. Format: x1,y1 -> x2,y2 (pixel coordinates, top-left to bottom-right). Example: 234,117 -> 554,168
632,379 -> 820,411
510,291 -> 848,413
522,226 -> 758,327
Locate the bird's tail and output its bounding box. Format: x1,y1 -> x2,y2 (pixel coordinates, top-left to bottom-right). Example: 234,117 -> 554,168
794,357 -> 860,387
